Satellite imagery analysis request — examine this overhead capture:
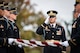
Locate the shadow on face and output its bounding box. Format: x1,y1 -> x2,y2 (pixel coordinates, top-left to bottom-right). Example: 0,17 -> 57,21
49,17 -> 56,23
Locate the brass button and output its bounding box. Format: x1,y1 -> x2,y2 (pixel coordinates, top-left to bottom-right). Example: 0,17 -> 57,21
2,29 -> 4,31
52,36 -> 54,38
52,33 -> 54,35
8,45 -> 10,47
73,39 -> 76,41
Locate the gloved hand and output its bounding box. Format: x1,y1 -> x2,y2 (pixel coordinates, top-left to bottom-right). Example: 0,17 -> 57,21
44,17 -> 49,24
13,39 -> 23,45
47,40 -> 69,47
50,40 -> 61,46
61,41 -> 69,47
62,51 -> 66,53
8,38 -> 15,45
18,44 -> 23,48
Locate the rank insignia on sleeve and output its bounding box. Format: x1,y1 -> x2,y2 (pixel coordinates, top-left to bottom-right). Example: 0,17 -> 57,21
45,26 -> 50,31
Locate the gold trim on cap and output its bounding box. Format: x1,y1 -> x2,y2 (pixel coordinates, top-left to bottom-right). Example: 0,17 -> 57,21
4,6 -> 8,7
48,11 -> 56,16
0,4 -> 3,6
11,10 -> 16,12
48,13 -> 56,16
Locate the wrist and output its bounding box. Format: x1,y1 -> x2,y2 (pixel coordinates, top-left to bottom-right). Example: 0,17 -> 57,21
41,23 -> 47,27
62,51 -> 66,53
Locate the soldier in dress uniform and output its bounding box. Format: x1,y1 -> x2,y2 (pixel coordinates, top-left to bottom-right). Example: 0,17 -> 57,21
0,1 -> 16,53
3,3 -> 24,53
3,2 -> 18,53
9,7 -> 24,53
0,1 -> 8,53
59,2 -> 80,53
36,10 -> 66,53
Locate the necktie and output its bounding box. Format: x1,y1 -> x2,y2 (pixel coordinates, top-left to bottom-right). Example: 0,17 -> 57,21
51,25 -> 53,28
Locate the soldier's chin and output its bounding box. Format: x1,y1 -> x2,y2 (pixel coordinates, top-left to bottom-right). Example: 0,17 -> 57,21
50,22 -> 55,23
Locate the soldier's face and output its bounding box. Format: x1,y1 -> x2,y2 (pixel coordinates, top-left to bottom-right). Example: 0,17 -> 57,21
49,17 -> 56,23
73,4 -> 80,19
4,10 -> 10,17
73,11 -> 79,19
75,4 -> 80,13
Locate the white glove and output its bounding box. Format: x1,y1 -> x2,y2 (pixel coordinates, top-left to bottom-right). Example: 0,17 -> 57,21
61,41 -> 69,47
8,38 -> 15,45
18,44 -> 23,48
62,51 -> 66,53
44,17 -> 49,24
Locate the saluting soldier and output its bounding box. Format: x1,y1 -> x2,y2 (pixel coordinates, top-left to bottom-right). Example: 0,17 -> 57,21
36,10 -> 66,53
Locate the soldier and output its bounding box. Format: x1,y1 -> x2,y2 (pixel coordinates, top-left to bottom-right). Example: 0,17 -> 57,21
0,1 -> 8,53
59,2 -> 80,53
9,7 -> 24,53
0,1 -> 16,53
36,10 -> 66,53
3,2 -> 17,53
2,2 -> 24,53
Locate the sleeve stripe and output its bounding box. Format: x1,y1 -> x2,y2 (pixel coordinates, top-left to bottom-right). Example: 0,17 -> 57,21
3,38 -> 6,46
70,39 -> 77,46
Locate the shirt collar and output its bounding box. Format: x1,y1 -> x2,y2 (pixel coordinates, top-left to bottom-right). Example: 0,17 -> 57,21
50,23 -> 56,28
3,16 -> 8,19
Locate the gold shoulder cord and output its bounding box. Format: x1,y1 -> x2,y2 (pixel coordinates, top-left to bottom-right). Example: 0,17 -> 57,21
70,39 -> 77,46
3,38 -> 6,46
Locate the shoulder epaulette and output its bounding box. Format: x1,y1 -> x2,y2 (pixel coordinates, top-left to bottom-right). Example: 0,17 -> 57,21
0,18 -> 4,20
41,24 -> 45,28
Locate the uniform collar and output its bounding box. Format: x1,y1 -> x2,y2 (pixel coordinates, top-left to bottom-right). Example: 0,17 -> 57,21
3,16 -> 8,19
9,20 -> 15,23
50,23 -> 56,28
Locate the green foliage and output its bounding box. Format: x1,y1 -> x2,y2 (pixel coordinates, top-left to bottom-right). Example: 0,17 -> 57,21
36,18 -> 45,26
21,30 -> 35,40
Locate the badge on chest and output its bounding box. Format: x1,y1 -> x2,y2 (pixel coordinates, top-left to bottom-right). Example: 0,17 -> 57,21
14,26 -> 17,29
56,28 -> 62,35
0,24 -> 4,31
